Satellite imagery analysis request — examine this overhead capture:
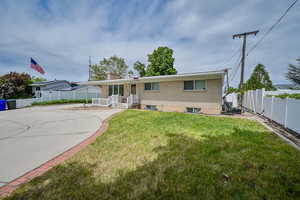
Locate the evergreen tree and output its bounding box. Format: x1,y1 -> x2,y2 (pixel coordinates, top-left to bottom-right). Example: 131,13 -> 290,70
245,64 -> 276,91
286,58 -> 300,85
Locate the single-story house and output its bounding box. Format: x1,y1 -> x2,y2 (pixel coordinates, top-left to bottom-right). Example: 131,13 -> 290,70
80,69 -> 226,114
56,85 -> 101,93
30,80 -> 71,97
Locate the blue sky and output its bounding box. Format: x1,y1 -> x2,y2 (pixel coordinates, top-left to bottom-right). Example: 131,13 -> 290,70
0,0 -> 299,86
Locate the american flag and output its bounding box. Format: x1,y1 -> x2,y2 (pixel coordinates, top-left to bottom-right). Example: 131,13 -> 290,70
30,58 -> 45,74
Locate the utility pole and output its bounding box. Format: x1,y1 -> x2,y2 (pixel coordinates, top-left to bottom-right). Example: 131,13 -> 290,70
233,30 -> 259,111
88,56 -> 92,81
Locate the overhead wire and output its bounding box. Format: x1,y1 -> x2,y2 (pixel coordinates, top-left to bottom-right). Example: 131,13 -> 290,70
229,50 -> 242,84
247,0 -> 298,56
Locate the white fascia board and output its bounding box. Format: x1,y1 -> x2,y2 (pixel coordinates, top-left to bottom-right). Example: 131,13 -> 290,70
79,69 -> 227,86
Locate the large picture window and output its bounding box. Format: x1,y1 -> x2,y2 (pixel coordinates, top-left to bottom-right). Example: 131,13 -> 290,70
144,82 -> 160,91
108,85 -> 124,96
184,80 -> 206,91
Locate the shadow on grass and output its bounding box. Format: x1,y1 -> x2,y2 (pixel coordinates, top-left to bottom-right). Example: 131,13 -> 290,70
5,128 -> 300,200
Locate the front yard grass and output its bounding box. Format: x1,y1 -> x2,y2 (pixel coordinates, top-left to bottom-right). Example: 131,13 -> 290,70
4,110 -> 300,199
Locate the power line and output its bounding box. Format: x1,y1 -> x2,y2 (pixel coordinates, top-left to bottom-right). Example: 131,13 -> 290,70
229,59 -> 242,84
219,46 -> 242,66
247,0 -> 298,56
229,51 -> 243,83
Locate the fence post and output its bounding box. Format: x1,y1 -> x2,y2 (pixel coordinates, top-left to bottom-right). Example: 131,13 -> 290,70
270,96 -> 274,120
261,88 -> 265,114
284,97 -> 289,128
41,91 -> 44,102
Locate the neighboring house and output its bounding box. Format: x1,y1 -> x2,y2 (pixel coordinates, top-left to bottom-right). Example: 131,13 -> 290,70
80,69 -> 226,114
56,85 -> 101,93
30,80 -> 71,97
274,84 -> 300,90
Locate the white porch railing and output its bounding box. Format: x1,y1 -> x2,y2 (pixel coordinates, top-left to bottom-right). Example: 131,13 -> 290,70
127,95 -> 139,105
91,94 -> 139,108
91,98 -> 111,106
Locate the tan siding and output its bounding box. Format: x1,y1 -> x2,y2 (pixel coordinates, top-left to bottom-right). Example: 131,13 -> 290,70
101,85 -> 108,98
137,79 -> 222,114
100,84 -> 131,98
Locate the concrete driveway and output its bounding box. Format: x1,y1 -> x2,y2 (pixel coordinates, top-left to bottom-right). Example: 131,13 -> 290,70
0,104 -> 121,187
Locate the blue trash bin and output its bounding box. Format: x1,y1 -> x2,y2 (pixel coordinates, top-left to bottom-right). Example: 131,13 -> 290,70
0,99 -> 7,111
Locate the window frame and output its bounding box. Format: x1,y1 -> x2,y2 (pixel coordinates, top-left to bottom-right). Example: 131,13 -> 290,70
108,84 -> 124,96
144,82 -> 160,91
186,107 -> 201,113
183,80 -> 207,91
145,105 -> 157,110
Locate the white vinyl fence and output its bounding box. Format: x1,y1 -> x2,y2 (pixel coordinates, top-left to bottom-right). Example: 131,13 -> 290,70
243,88 -> 300,134
15,90 -> 100,109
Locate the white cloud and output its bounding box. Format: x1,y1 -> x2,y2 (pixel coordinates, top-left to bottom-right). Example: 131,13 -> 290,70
0,0 -> 299,86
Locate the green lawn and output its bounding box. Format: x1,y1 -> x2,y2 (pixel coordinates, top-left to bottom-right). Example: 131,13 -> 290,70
4,110 -> 300,200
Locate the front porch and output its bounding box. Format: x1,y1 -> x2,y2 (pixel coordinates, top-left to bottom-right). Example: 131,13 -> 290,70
92,94 -> 139,108
91,82 -> 140,108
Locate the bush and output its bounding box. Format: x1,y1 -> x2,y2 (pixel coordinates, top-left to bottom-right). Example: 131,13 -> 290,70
269,93 -> 300,100
32,99 -> 92,105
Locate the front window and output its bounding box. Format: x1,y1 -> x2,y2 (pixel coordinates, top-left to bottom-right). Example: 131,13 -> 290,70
144,82 -> 160,91
108,85 -> 124,96
184,80 -> 206,90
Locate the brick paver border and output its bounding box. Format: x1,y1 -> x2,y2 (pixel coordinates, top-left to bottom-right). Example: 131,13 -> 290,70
0,111 -> 122,197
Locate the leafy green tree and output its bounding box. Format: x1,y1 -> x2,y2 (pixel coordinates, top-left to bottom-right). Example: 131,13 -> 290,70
29,76 -> 47,84
286,58 -> 300,85
128,70 -> 134,78
91,56 -> 129,80
0,72 -> 32,99
226,87 -> 239,94
145,47 -> 177,76
133,61 -> 146,77
245,64 -> 276,91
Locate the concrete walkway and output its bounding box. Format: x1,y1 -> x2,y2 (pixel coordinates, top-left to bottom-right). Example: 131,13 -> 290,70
0,104 -> 121,187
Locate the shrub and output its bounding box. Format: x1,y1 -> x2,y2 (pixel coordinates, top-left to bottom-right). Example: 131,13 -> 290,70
32,99 -> 92,105
268,93 -> 300,100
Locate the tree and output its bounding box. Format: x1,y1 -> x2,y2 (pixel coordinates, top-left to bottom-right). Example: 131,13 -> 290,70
91,56 -> 129,80
245,64 -> 276,91
286,58 -> 300,85
29,76 -> 47,84
128,70 -> 134,78
133,61 -> 146,77
0,72 -> 31,99
226,87 -> 240,94
145,46 -> 177,76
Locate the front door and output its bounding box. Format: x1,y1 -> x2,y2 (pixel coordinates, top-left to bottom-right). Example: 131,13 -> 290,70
131,84 -> 136,95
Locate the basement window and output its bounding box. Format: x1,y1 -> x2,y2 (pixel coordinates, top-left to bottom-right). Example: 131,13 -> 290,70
146,105 -> 157,110
186,107 -> 201,113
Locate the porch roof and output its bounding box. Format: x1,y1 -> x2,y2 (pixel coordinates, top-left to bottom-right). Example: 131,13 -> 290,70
79,69 -> 227,85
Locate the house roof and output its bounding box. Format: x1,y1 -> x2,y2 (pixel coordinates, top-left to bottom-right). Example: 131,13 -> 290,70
79,69 -> 227,85
29,80 -> 69,86
56,85 -> 98,91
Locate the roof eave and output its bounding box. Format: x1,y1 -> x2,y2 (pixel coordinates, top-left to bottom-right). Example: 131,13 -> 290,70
79,70 -> 226,86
